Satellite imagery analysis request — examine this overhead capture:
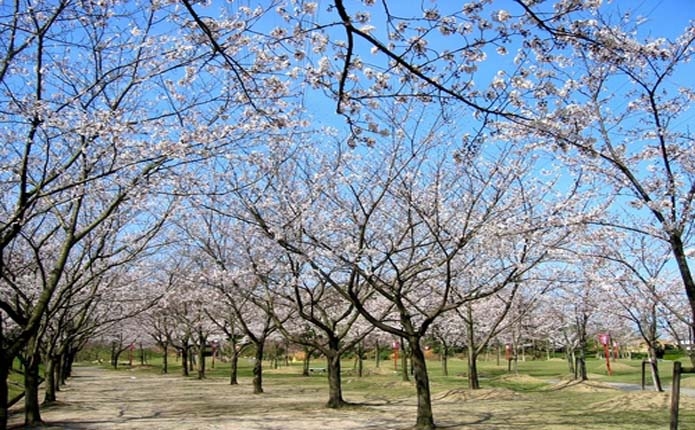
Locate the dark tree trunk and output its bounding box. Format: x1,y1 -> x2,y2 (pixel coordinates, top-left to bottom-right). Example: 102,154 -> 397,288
577,348 -> 587,381
409,336 -> 435,430
230,348 -> 240,385
400,338 -> 409,382
565,345 -> 575,375
441,343 -> 449,376
374,339 -> 380,368
668,234 -> 695,367
139,343 -> 146,366
272,343 -> 279,369
197,329 -> 206,380
356,342 -> 364,378
56,352 -> 65,389
188,349 -> 195,372
253,342 -> 264,394
62,347 -> 76,381
161,344 -> 169,374
111,342 -> 119,369
0,357 -> 10,430
180,344 -> 189,377
467,344 -> 480,390
326,338 -> 346,408
302,348 -> 311,377
574,313 -> 588,381
23,351 -> 42,426
464,305 -> 479,387
197,347 -> 206,379
43,357 -> 58,404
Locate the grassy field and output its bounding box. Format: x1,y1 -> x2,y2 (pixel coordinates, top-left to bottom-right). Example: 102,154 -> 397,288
70,349 -> 695,429
97,348 -> 692,388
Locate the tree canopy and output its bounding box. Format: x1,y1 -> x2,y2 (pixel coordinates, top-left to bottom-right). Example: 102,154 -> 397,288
1,1 -> 693,429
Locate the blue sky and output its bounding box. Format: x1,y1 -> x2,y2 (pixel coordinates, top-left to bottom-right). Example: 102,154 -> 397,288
633,0 -> 694,38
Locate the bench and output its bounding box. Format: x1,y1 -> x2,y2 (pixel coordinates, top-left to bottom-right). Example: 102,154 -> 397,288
309,367 -> 326,374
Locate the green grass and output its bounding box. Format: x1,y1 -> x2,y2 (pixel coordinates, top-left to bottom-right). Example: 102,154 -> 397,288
77,346 -> 695,402
88,348 -> 691,391
8,369 -> 24,402
7,357 -> 47,405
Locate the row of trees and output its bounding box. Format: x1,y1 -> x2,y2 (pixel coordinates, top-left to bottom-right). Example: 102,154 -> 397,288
1,1 -> 693,429
130,117 -> 688,428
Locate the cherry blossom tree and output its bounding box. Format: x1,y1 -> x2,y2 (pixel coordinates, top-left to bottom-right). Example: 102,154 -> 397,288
39,251 -> 169,405
587,232 -> 688,391
144,306 -> 177,375
1,173 -> 174,425
540,257 -> 618,381
273,257 -> 380,408
205,306 -> 251,385
447,169 -> 582,389
457,280 -> 535,389
493,5 -> 695,364
230,96 -> 586,428
185,218 -> 289,395
0,1 -> 307,426
1,2 -> 691,429
428,313 -> 465,377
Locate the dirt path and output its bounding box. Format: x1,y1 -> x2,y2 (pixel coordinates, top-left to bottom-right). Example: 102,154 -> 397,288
8,366 -> 695,429
8,366 -> 423,430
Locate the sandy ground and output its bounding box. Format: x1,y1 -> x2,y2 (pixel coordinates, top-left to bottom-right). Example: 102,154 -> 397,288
8,366 -> 432,430
7,366 -> 695,429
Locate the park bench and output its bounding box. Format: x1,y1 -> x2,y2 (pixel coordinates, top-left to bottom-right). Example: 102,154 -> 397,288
309,367 -> 326,374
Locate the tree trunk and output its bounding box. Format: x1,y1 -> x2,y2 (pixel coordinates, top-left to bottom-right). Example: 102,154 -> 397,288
575,314 -> 588,381
326,351 -> 346,408
325,336 -> 346,408
197,329 -> 206,380
648,348 -> 663,392
56,352 -> 65,389
230,348 -> 240,385
441,344 -> 449,377
577,349 -> 587,381
62,347 -> 76,382
111,342 -> 119,369
24,351 -> 42,426
464,304 -> 477,385
302,348 -> 311,377
356,342 -> 364,378
188,349 -> 195,372
668,234 -> 695,367
409,336 -> 435,430
272,343 -> 280,370
180,345 -> 189,377
400,338 -> 409,382
43,357 -> 57,404
0,357 -> 10,430
510,351 -> 519,375
197,347 -> 205,379
253,342 -> 264,394
161,344 -> 169,374
374,339 -> 380,368
566,346 -> 575,375
467,344 -> 480,390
